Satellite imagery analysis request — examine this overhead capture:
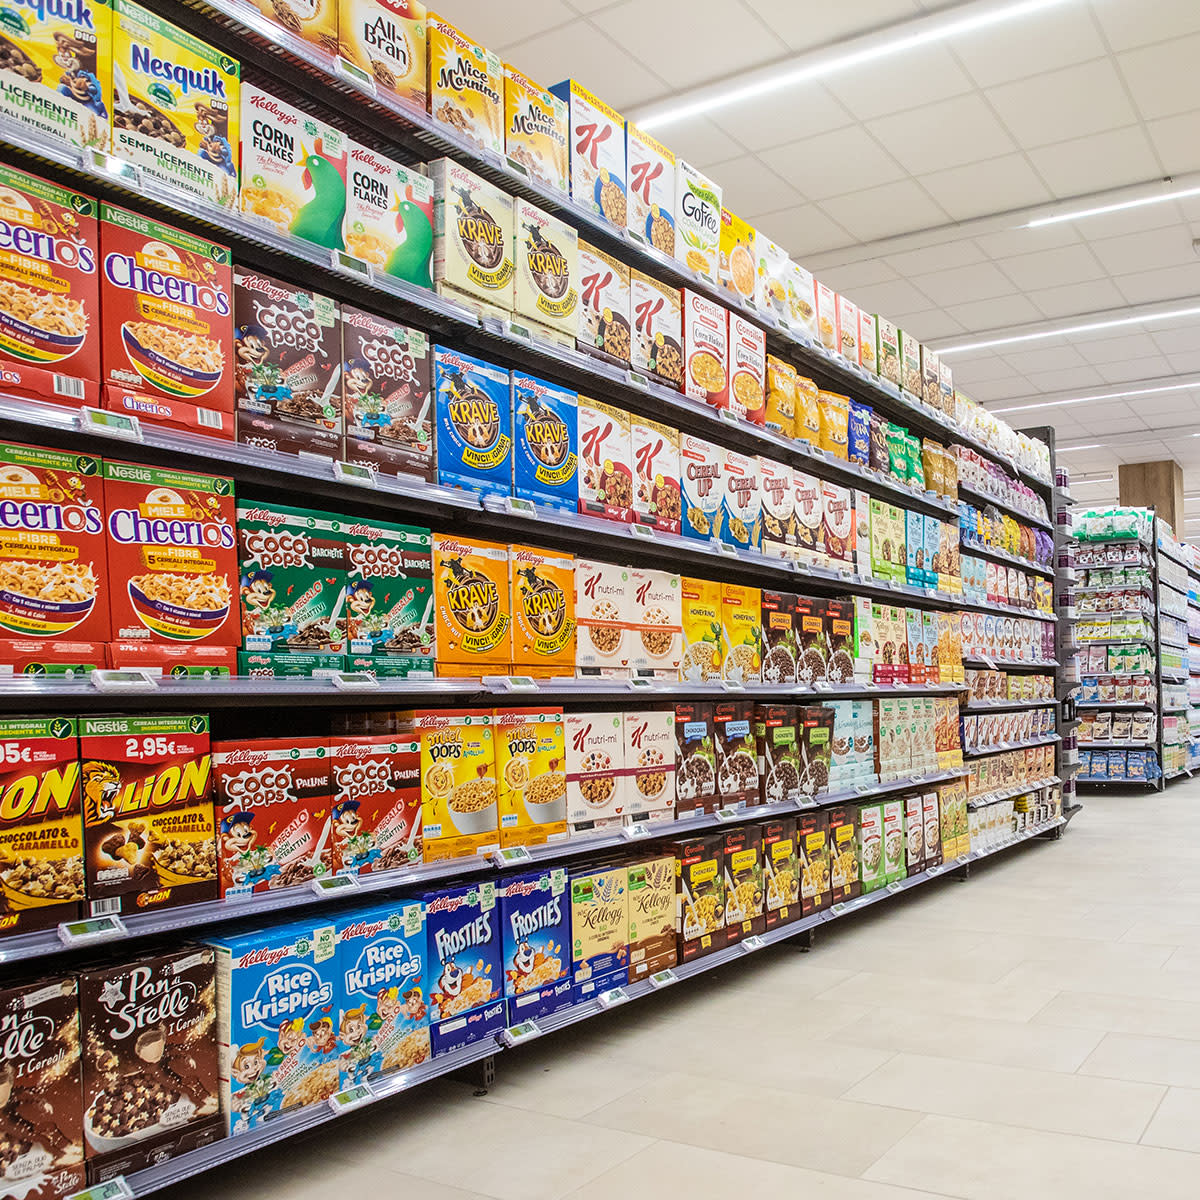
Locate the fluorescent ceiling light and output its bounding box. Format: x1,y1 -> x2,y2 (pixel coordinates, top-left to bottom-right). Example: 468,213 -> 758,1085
634,0 -> 1073,130
1025,184 -> 1200,228
991,379 -> 1200,415
1056,443 -> 1102,452
1074,475 -> 1114,485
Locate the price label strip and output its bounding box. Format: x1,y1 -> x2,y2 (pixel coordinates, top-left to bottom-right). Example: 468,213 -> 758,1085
500,1019 -> 542,1047
333,460 -> 378,488
492,846 -> 533,867
739,934 -> 766,953
596,986 -> 630,1010
312,874 -> 357,895
328,1083 -> 374,1113
58,915 -> 127,948
648,968 -> 678,989
79,407 -> 143,443
68,1177 -> 132,1200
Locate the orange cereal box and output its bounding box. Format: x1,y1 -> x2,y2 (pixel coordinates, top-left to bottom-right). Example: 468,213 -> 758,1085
427,14 -> 502,157
99,203 -> 233,408
509,544 -> 574,673
432,533 -> 510,674
338,0 -> 427,109
504,65 -> 567,193
102,459 -> 238,644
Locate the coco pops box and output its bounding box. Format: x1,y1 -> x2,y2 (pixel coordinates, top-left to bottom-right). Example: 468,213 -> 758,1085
329,735 -> 422,873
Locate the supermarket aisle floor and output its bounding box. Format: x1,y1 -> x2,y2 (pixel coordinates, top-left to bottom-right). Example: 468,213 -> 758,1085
167,785 -> 1200,1200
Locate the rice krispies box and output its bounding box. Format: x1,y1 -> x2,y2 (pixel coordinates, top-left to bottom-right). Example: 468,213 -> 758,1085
499,867 -> 571,1023
512,372 -> 578,514
330,735 -> 421,873
433,344 -> 512,499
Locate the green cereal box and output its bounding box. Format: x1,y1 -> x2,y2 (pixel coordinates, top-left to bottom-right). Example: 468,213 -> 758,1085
237,651 -> 344,676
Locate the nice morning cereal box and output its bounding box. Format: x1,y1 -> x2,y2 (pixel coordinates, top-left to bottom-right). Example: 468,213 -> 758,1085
510,544 -> 575,675
504,65 -> 567,193
338,0 -> 427,109
427,14 -> 503,156
626,122 -> 674,255
512,372 -> 578,514
329,735 -> 421,872
499,867 -> 570,1023
343,142 -> 434,287
431,534 -> 510,676
110,0 -> 239,209
569,864 -> 628,1001
494,708 -> 566,848
433,344 -> 511,499
551,79 -> 626,230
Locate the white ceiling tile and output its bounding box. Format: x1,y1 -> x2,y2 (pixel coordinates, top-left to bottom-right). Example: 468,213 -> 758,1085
883,241 -> 987,276
1118,34 -> 1200,121
1076,412 -> 1144,434
972,223 -> 1080,260
1089,225 -> 1197,276
997,345 -> 1090,375
878,308 -> 965,342
1128,393 -> 1200,419
995,244 -> 1107,292
712,83 -> 855,153
1144,111 -> 1200,176
1070,332 -> 1168,364
817,260 -> 900,292
870,94 -> 1016,174
985,60 -> 1139,150
1023,364 -> 1109,393
1094,355 -> 1175,383
918,154 -> 1053,222
823,45 -> 975,122
948,356 -> 1027,384
840,278 -> 937,319
707,155 -> 805,217
1026,279 -> 1128,319
1080,400 -> 1140,424
817,179 -> 950,243
908,261 -> 1018,307
945,293 -> 1044,332
1114,260 -> 1200,304
754,203 -> 854,258
952,6 -> 1109,88
769,126 -> 907,202
1093,0 -> 1200,52
1151,326 -> 1200,355
445,0 -> 576,52
658,117 -> 744,170
958,377 -> 1032,403
743,0 -> 921,51
1166,350 -> 1200,373
1025,127 -> 1163,200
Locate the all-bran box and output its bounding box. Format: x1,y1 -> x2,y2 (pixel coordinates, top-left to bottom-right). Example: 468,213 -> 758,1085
512,372 -> 578,513
427,14 -> 503,156
514,198 -> 578,340
626,122 -> 674,254
551,79 -> 626,229
626,855 -> 676,981
429,157 -> 514,312
422,879 -> 504,1054
79,713 -> 217,916
504,65 -> 567,193
569,863 -> 628,1001
212,736 -> 332,898
343,143 -> 434,288
433,344 -> 511,499
498,866 -> 570,1023
630,567 -> 682,678
0,718 -> 83,939
338,0 -> 427,110
577,239 -> 631,367
329,735 -> 422,872
624,708 -> 676,821
577,395 -> 633,523
110,0 -> 238,207
431,533 -> 510,675
509,544 -> 575,674
99,204 -> 233,407
237,501 -> 346,653
630,268 -> 683,389
342,305 -> 433,482
631,415 -> 681,534
334,899 -> 430,1087
206,920 -> 339,1134
494,708 -> 566,848
680,432 -> 722,541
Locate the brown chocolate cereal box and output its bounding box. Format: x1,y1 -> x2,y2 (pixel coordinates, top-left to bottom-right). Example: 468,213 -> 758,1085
626,855 -> 676,982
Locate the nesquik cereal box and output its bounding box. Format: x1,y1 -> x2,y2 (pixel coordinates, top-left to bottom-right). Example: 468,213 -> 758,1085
499,867 -> 570,1022
629,267 -> 682,389
338,0 -> 427,109
343,142 -> 434,287
427,14 -> 502,156
504,65 -> 567,193
577,395 -> 632,523
512,372 -> 578,514
330,735 -> 421,872
577,239 -> 630,367
626,122 -> 674,254
110,0 -> 239,208
431,533 -> 510,675
494,708 -> 566,848
514,198 -> 578,339
509,544 -> 575,675
551,79 -> 626,229
569,863 -> 628,1000
248,0 -> 337,54
631,414 -> 680,534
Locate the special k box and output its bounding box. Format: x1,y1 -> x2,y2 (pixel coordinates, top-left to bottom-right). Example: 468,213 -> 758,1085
631,415 -> 680,535
79,713 -> 217,916
577,395 -> 632,523
212,736 -> 333,898
629,268 -> 682,390
551,79 -> 626,230
103,459 -> 238,644
329,735 -> 422,872
428,14 -> 504,157
626,122 -> 674,255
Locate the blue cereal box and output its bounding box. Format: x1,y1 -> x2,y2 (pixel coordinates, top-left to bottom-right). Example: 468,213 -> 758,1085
512,372 -> 579,513
569,864 -> 629,1002
335,901 -> 430,1087
423,880 -> 505,1055
499,867 -> 571,1023
207,920 -> 340,1134
433,346 -> 512,499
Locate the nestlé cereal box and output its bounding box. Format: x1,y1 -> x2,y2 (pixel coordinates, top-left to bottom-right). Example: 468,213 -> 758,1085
574,557 -> 630,675
629,267 -> 682,389
427,14 -> 502,157
577,238 -> 630,366
568,863 -> 627,1000
626,856 -> 676,981
494,707 -> 565,848
631,414 -> 680,534
680,574 -> 721,682
498,866 -> 570,1022
338,0 -> 427,110
728,311 -> 766,424
431,533 -> 510,675
512,371 -> 578,514
719,206 -> 756,307
433,344 -> 511,499
343,142 -> 434,287
514,198 -> 578,340
675,159 -> 720,282
550,79 -> 625,229
503,65 -> 567,193
577,395 -> 632,523
630,566 -> 681,679
0,638 -> 105,675
509,544 -> 575,675
429,156 -> 513,312
329,735 -> 421,872
682,288 -> 727,408
626,122 -> 674,254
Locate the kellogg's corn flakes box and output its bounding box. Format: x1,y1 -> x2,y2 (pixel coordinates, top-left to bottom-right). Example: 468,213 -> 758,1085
512,372 -> 577,514
499,867 -> 570,1022
433,344 -> 511,499
431,533 -> 510,675
550,79 -> 625,230
338,0 -> 427,108
626,122 -> 674,255
503,64 -> 566,193
110,0 -> 238,208
427,14 -> 502,156
514,198 -> 578,340
344,142 -> 434,287
509,544 -> 574,674
494,708 -> 566,848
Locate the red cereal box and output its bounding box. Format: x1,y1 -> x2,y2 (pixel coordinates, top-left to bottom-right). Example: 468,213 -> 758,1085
98,204 -> 234,409
103,388 -> 233,439
212,736 -> 333,897
329,735 -> 421,874
631,415 -> 680,535
106,641 -> 236,677
682,288 -> 727,409
727,311 -> 765,425
0,639 -> 105,676
102,459 -> 238,645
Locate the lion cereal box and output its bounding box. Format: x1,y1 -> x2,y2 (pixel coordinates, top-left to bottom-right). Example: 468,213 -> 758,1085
568,863 -> 627,1000
248,0 -> 337,53
99,203 -> 233,406
675,159 -> 720,282
509,545 -> 574,675
343,142 -> 434,287
630,268 -> 682,389
680,574 -> 721,683
550,79 -> 625,229
342,305 -> 433,483
514,198 -> 578,340
720,447 -> 760,552
429,157 -> 513,312
624,708 -> 675,821
110,0 -> 238,208
630,567 -> 681,679
237,501 -> 347,654
626,122 -> 674,254
577,395 -> 632,523
564,710 -> 625,832
682,288 -> 727,408
577,239 -> 630,367
494,708 -> 565,848
104,459 -> 237,645
338,0 -> 427,109
79,713 -> 216,916
233,268 -> 342,459
0,638 -> 104,675
427,14 -> 502,156
504,65 -> 567,193
762,817 -> 799,931
719,207 -> 756,307
512,372 -> 578,514
574,557 -> 630,676
680,432 -> 722,541
0,718 -> 83,938
431,533 -> 510,675
433,344 -> 511,499
626,856 -> 675,981
329,735 -> 421,872
0,164 -> 100,406
631,415 -> 680,535
728,312 -> 766,424
212,736 -> 332,898
422,879 -> 504,1054
499,867 -> 570,1022
670,833 -> 724,960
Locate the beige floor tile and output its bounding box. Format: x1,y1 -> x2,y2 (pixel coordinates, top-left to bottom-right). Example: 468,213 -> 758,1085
810,939 -> 1025,984
1120,918 -> 1200,949
815,971 -> 1060,1022
1001,959 -> 1200,1004
1032,990 -> 1200,1040
1080,1033 -> 1200,1088
1141,1087 -> 1200,1151
966,931 -> 1173,973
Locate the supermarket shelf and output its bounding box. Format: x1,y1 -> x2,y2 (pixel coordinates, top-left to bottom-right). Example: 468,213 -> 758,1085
1074,608 -> 1154,621
1164,670 -> 1190,682
1164,705 -> 1190,714
1165,766 -> 1194,781
967,777 -> 1062,808
1077,638 -> 1155,649
1075,534 -> 1153,552
1076,701 -> 1156,709
1159,539 -> 1190,569
963,657 -> 1060,671
958,599 -> 1057,623
1080,740 -> 1156,750
1073,584 -> 1153,596
963,699 -> 1060,712
1161,637 -> 1190,650
957,483 -> 1054,532
1077,776 -> 1161,786
963,735 -> 1061,758
1055,487 -> 1075,508
961,541 -> 1054,578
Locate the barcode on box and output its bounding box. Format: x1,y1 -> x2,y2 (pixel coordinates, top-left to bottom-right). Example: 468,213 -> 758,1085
89,898 -> 120,917
197,408 -> 225,430
54,375 -> 85,399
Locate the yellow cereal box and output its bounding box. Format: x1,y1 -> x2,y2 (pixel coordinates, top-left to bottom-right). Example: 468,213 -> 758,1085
432,533 -> 511,675
0,0 -> 110,152
719,207 -> 756,306
721,582 -> 761,684
110,0 -> 239,209
430,156 -> 514,311
504,65 -> 567,193
680,575 -> 721,682
494,707 -> 566,847
510,544 -> 575,673
338,0 -> 427,109
427,14 -> 502,157
248,0 -> 336,53
765,356 -> 796,438
569,864 -> 628,1001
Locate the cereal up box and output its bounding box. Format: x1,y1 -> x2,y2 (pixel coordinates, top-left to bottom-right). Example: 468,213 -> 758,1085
504,65 -> 567,193
427,14 -> 503,157
551,79 -> 626,229
512,372 -> 578,514
431,533 -> 510,675
433,344 -> 511,499
626,122 -> 674,254
569,864 -> 627,1001
110,0 -> 238,206
329,735 -> 421,872
338,0 -> 427,109
494,708 -> 566,848
499,867 -> 570,1023
720,447 -> 760,552
680,432 -> 722,541
514,198 -> 578,340
429,157 -> 514,312
577,395 -> 633,523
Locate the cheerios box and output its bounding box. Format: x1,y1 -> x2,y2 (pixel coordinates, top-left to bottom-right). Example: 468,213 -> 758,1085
577,395 -> 632,523
499,867 -> 571,1022
110,0 -> 239,208
329,735 -> 422,873
577,239 -> 630,367
514,198 -> 578,340
338,0 -> 427,110
344,142 -> 434,288
504,65 -> 567,193
433,345 -> 512,499
626,122 -> 674,255
564,710 -> 626,831
494,707 -> 566,848
422,879 -> 505,1054
568,863 -> 628,1001
431,533 -> 510,675
551,79 -> 626,230
512,372 -> 578,514
427,14 -> 503,157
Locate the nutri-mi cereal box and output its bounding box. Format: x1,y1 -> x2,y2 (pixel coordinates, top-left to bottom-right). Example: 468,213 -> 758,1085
329,735 -> 421,872
630,567 -> 681,678
565,710 -> 625,829
577,239 -> 631,367
626,122 -> 674,255
494,708 -> 566,848
206,921 -> 339,1134
551,79 -> 626,230
338,0 -> 427,109
110,0 -> 239,208
422,879 -> 504,1054
569,863 -> 627,1000
514,198 -> 578,340
433,344 -> 511,499
212,736 -> 333,898
624,708 -> 676,819
631,415 -> 681,535
0,164 -> 100,406
577,395 -> 632,523
343,142 -> 434,287
512,372 -> 578,514
431,533 -> 510,675
427,14 -> 503,157
499,867 -> 570,1022
98,204 -> 233,407
335,899 -> 430,1087
0,718 -> 83,939
675,159 -> 720,282
103,460 -> 238,645
574,557 -> 630,675
504,65 -> 567,193
629,268 -> 683,389
237,501 -> 347,654
509,544 -> 575,674
429,157 -> 514,313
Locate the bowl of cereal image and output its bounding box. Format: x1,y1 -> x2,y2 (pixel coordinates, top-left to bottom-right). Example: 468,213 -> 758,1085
0,276 -> 89,365
128,569 -> 232,642
85,1075 -> 198,1154
522,770 -> 566,823
0,547 -> 98,637
122,318 -> 225,398
447,776 -> 498,834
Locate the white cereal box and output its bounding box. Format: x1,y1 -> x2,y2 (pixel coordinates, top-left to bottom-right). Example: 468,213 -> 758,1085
630,567 -> 681,679
629,268 -> 682,390
574,557 -> 630,675
858,311 -> 878,374
754,231 -> 789,321
836,294 -> 859,364
675,159 -> 720,283
577,238 -> 630,366
504,65 -> 567,193
631,415 -> 680,535
577,395 -> 632,523
626,122 -> 674,255
551,79 -> 626,230
785,260 -> 817,341
430,156 -> 514,310
815,280 -> 837,351
564,710 -> 626,828
680,431 -> 722,541
427,14 -> 502,157
759,456 -> 795,557
623,709 -> 676,818
682,288 -> 727,407
727,311 -> 765,425
720,447 -> 760,552
338,0 -> 427,110
514,198 -> 578,338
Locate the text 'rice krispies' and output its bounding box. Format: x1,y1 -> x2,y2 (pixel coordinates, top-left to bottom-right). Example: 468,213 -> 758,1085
498,867 -> 570,1022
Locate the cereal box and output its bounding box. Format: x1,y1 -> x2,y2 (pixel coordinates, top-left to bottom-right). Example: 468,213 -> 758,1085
111,0 -> 238,208
719,207 -> 756,306
675,159 -> 720,282
822,480 -> 854,568
631,414 -> 680,534
626,856 -> 676,980
431,533 -> 509,674
785,259 -> 817,341
629,268 -> 683,389
759,457 -> 795,557
504,65 -> 567,192
574,557 -> 630,674
722,823 -> 764,942
763,817 -> 799,930
498,867 -> 570,1022
338,0 -> 427,109
237,651 -> 342,677
754,230 -> 789,320
798,810 -> 831,916
343,143 -> 434,287
670,833 -> 724,960
233,268 -> 341,459
0,639 -> 103,675
99,204 -> 233,406
624,708 -> 675,820
577,239 -> 631,366
0,165 -> 100,406
713,699 -> 756,808
509,544 -> 575,673
721,582 -> 761,684
577,395 -> 632,522
514,198 -> 578,338
682,288 -> 728,407
728,311 -> 766,424
568,863 -> 628,1000
494,708 -> 565,847
680,575 -> 721,682
212,736 -> 332,897
630,567 -> 681,678
764,356 -> 796,437
551,79 -> 626,228
236,501 -> 346,653
248,0 -> 337,52
206,921 -> 339,1134
922,345 -> 940,409
423,880 -> 504,1053
429,157 -> 514,310
760,590 -> 797,686
680,432 -> 722,541
240,83 -> 346,248
79,713 -> 217,916
0,718 -> 83,939
80,947 -> 220,1173
626,122 -> 674,254
720,447 -> 760,552
103,387 -> 231,439
815,280 -> 837,351
793,469 -> 823,565
335,899 -> 430,1086
899,329 -> 923,396
674,702 -> 715,813
836,294 -> 859,363
427,14 -> 502,156
512,372 -> 577,513
828,804 -> 860,902
564,710 -> 625,830
858,311 -> 878,373
329,734 -> 421,872
433,345 -> 511,499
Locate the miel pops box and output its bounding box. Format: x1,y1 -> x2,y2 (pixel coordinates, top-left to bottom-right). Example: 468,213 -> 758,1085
494,707 -> 566,847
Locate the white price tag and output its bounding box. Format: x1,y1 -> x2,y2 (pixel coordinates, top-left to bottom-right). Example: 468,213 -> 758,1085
714,806 -> 741,821
621,822 -> 652,840
91,668 -> 156,693
831,902 -> 848,916
58,915 -> 126,947
955,854 -> 970,866
887,881 -> 905,894
740,934 -> 766,953
312,874 -> 357,895
504,496 -> 536,517
484,675 -> 539,692
505,155 -> 530,177
330,249 -> 373,281
649,968 -> 678,989
331,672 -> 380,692
630,522 -> 656,541
328,1083 -> 373,1113
68,1177 -> 132,1200
500,1019 -> 542,1046
507,320 -> 533,341
79,406 -> 143,443
721,680 -> 745,692
719,408 -> 740,426
333,55 -> 377,93
333,460 -> 378,488
627,369 -> 651,390
492,846 -> 533,867
627,676 -> 654,689
87,150 -> 140,188
596,986 -> 630,1009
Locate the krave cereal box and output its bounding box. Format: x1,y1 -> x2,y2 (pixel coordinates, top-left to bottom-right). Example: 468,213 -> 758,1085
514,198 -> 578,339
430,157 -> 514,311
626,122 -> 674,254
551,79 -> 625,229
338,0 -> 427,109
111,0 -> 239,209
499,867 -> 570,1022
329,735 -> 421,872
509,544 -> 575,673
433,344 -> 511,499
431,533 -> 509,674
427,15 -> 502,157
494,707 -> 565,847
344,141 -> 434,287
512,371 -> 577,513
504,65 -> 567,193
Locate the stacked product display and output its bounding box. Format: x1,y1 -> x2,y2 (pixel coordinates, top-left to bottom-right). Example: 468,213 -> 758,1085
1185,544 -> 1200,771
